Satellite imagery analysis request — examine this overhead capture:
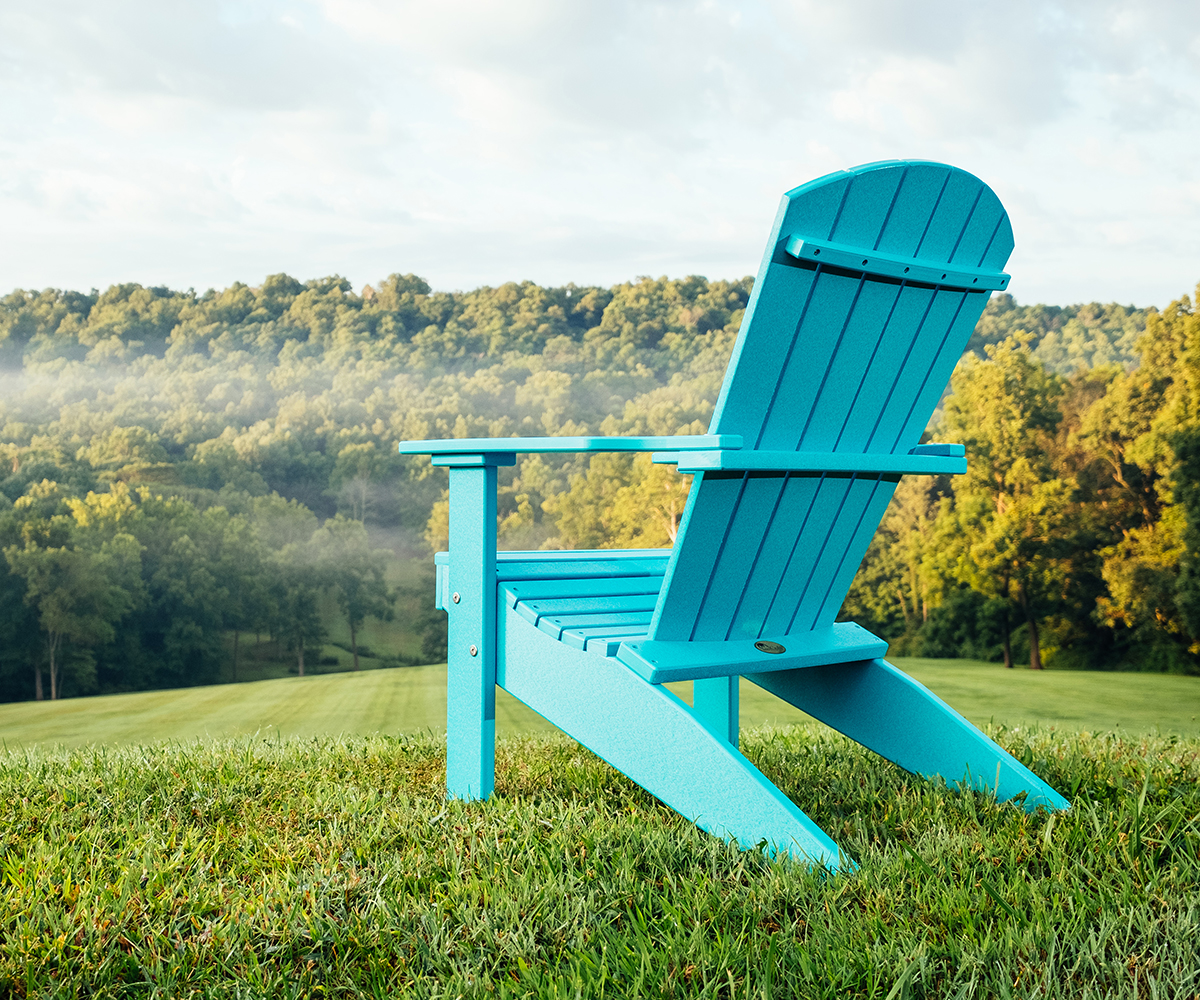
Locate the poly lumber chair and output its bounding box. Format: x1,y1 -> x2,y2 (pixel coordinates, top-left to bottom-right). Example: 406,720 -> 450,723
399,160 -> 1070,871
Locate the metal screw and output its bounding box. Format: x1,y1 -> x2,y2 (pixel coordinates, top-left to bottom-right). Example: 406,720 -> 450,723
452,592 -> 460,604
469,645 -> 478,656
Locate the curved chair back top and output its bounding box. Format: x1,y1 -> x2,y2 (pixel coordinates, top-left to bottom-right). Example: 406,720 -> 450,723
648,160 -> 1014,643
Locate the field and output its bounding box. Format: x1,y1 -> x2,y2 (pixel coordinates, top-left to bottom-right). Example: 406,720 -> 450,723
3,725 -> 1199,998
1,658 -> 1198,750
3,664 -> 1199,997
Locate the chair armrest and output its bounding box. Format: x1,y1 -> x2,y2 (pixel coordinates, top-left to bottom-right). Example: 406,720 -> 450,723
398,434 -> 743,466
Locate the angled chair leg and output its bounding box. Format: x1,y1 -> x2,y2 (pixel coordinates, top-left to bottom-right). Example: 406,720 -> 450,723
747,659 -> 1069,811
498,608 -> 846,868
693,675 -> 739,746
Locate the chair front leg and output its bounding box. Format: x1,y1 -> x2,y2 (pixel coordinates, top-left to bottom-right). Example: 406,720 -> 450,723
445,463 -> 499,800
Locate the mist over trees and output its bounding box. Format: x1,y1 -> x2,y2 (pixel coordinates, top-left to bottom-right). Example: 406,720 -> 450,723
0,271 -> 1193,701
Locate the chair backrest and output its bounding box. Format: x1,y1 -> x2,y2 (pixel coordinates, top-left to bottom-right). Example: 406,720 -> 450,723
647,160 -> 1013,642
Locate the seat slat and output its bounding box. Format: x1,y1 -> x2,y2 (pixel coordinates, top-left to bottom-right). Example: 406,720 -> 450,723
560,625 -> 652,652
504,576 -> 663,609
538,610 -> 654,641
494,548 -> 667,563
518,593 -> 660,625
496,556 -> 669,581
584,633 -> 650,656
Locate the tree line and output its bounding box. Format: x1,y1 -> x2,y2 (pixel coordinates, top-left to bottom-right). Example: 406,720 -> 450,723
0,271 -> 1191,701
0,484 -> 393,700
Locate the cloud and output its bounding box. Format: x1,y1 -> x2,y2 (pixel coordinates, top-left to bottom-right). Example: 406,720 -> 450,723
1,0 -> 1200,306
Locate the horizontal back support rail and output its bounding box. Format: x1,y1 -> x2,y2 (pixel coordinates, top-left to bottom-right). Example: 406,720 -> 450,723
784,236 -> 1010,291
653,447 -> 966,476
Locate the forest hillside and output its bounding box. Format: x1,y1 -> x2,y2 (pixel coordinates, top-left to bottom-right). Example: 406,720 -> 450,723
0,274 -> 1193,702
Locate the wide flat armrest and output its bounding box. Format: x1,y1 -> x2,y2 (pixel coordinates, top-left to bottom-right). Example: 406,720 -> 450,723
617,622 -> 888,683
652,446 -> 966,476
399,434 -> 743,465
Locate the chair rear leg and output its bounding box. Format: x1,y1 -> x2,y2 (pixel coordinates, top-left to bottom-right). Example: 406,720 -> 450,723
747,658 -> 1069,811
693,675 -> 739,745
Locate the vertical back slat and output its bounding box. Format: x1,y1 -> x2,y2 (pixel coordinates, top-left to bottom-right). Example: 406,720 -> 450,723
649,473 -> 746,641
691,474 -> 790,641
759,475 -> 856,636
796,280 -> 904,454
725,474 -> 825,641
778,476 -> 881,634
864,289 -> 968,453
875,166 -> 952,256
807,476 -> 899,629
835,286 -> 937,449
755,271 -> 863,450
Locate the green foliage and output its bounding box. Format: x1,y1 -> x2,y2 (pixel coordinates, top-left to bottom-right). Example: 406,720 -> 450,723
311,516 -> 395,670
6,268 -> 1200,697
971,294 -> 1154,373
1,726 -> 1197,997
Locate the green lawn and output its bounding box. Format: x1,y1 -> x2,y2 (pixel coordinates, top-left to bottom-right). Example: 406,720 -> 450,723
4,727 -> 1198,997
2,657 -> 1198,749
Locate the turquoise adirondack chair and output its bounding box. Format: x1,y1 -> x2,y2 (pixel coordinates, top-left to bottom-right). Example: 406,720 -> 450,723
399,160 -> 1070,870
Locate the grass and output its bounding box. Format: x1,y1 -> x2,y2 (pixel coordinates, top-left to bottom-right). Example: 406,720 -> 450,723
2,659 -> 1198,751
2,726 -> 1198,997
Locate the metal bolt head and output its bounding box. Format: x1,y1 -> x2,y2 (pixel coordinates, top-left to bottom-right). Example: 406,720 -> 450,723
469,644 -> 478,656
452,592 -> 460,604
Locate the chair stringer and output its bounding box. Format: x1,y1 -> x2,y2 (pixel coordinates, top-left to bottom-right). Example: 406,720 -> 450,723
747,659 -> 1070,811
497,605 -> 848,868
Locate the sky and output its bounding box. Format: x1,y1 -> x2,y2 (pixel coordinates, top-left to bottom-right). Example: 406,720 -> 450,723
2,0 -> 1199,308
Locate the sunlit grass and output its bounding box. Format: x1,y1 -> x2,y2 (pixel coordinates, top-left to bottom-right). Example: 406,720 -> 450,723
2,727 -> 1197,998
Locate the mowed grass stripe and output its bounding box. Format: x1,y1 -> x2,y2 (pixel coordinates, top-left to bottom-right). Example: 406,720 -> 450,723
1,658 -> 1198,749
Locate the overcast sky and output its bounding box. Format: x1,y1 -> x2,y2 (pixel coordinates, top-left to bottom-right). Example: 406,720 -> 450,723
2,1 -> 1199,307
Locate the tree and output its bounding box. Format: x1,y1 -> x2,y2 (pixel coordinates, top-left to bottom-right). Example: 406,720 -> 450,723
940,335 -> 1072,669
271,540 -> 328,677
4,535 -> 139,699
216,514 -> 270,682
310,516 -> 393,670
